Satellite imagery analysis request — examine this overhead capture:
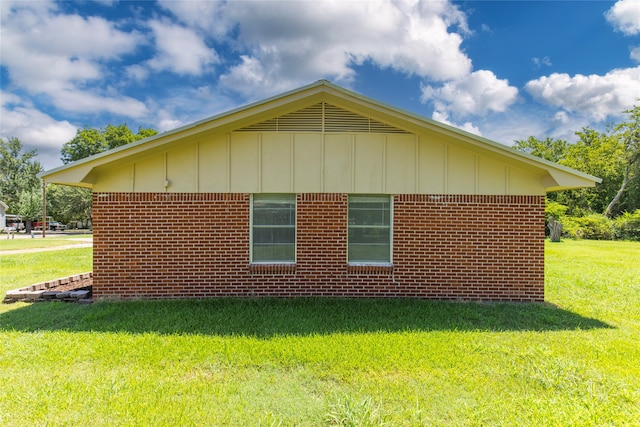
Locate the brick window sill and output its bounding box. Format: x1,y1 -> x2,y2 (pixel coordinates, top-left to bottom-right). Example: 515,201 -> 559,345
347,264 -> 394,274
249,263 -> 297,275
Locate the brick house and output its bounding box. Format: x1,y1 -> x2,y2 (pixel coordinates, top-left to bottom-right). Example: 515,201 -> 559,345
41,81 -> 599,301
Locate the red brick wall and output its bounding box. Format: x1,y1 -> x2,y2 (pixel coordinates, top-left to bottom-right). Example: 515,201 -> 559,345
92,193 -> 545,301
393,195 -> 545,301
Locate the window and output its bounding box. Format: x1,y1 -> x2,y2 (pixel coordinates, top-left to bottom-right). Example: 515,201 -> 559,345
251,194 -> 296,263
348,195 -> 392,264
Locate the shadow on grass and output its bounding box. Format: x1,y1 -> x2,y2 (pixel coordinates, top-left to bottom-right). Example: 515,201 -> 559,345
0,298 -> 612,336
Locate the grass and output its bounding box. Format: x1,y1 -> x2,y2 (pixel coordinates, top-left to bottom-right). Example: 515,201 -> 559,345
0,233 -> 92,251
0,240 -> 638,426
0,248 -> 93,290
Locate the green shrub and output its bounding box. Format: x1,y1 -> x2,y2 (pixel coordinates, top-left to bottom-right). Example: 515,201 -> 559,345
560,216 -> 582,239
561,214 -> 613,240
545,201 -> 568,221
613,210 -> 640,241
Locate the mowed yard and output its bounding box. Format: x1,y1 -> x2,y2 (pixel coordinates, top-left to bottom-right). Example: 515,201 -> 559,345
0,238 -> 638,426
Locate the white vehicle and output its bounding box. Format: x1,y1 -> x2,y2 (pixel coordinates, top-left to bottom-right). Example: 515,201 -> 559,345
49,221 -> 66,231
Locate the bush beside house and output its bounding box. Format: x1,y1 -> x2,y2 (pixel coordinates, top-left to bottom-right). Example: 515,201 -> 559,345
546,201 -> 640,241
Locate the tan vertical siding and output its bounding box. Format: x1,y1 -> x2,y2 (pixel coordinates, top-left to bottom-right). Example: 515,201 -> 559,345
261,133 -> 293,192
293,134 -> 323,192
229,133 -> 260,192
354,134 -> 384,193
93,131 -> 547,195
323,134 -> 352,192
198,136 -> 228,192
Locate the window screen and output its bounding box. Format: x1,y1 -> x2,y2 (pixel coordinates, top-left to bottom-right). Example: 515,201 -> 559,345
252,194 -> 296,263
348,195 -> 391,263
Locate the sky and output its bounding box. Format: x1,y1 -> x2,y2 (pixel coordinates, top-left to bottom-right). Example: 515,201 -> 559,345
1,0 -> 639,171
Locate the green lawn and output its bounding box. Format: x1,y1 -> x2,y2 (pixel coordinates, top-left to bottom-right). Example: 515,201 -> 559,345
0,234 -> 92,252
0,240 -> 638,426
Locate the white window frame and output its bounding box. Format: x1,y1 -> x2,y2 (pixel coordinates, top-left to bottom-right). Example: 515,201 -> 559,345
250,194 -> 296,264
347,194 -> 393,265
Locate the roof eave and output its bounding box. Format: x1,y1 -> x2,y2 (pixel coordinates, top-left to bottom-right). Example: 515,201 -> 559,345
40,80 -> 601,191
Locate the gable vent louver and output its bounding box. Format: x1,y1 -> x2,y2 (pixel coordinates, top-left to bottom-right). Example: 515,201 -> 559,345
236,103 -> 409,134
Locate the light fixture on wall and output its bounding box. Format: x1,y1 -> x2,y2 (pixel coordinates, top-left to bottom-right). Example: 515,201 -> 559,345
163,179 -> 171,188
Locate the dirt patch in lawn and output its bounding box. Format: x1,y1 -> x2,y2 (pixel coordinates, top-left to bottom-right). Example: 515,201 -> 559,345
49,277 -> 93,293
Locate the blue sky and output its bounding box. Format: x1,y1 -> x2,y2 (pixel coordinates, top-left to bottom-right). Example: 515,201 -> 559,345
1,0 -> 639,170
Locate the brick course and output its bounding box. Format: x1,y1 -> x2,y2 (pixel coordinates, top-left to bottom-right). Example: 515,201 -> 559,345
92,193 -> 545,301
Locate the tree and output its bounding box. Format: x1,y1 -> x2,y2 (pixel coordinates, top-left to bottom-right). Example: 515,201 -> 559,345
513,136 -> 569,163
61,124 -> 158,164
136,127 -> 159,139
46,184 -> 93,226
604,103 -> 640,217
561,128 -> 626,215
103,124 -> 140,149
17,187 -> 42,233
0,137 -> 43,211
60,127 -> 106,164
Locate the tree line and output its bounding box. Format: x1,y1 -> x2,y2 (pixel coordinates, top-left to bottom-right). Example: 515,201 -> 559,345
1,104 -> 638,238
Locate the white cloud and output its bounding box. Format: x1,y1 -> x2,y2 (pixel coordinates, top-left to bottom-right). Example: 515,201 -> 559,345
144,86 -> 236,133
156,112 -> 184,133
525,67 -> 640,121
431,111 -> 481,136
52,90 -> 148,118
472,106 -> 594,148
147,19 -> 219,76
481,115 -> 545,146
0,1 -> 146,116
532,56 -> 552,68
0,105 -> 77,149
421,70 -> 519,117
553,111 -> 570,125
631,46 -> 640,62
126,64 -> 150,82
0,0 -> 55,21
1,91 -> 78,169
605,0 -> 640,35
156,0 -> 230,38
20,14 -> 140,59
162,0 -> 472,98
